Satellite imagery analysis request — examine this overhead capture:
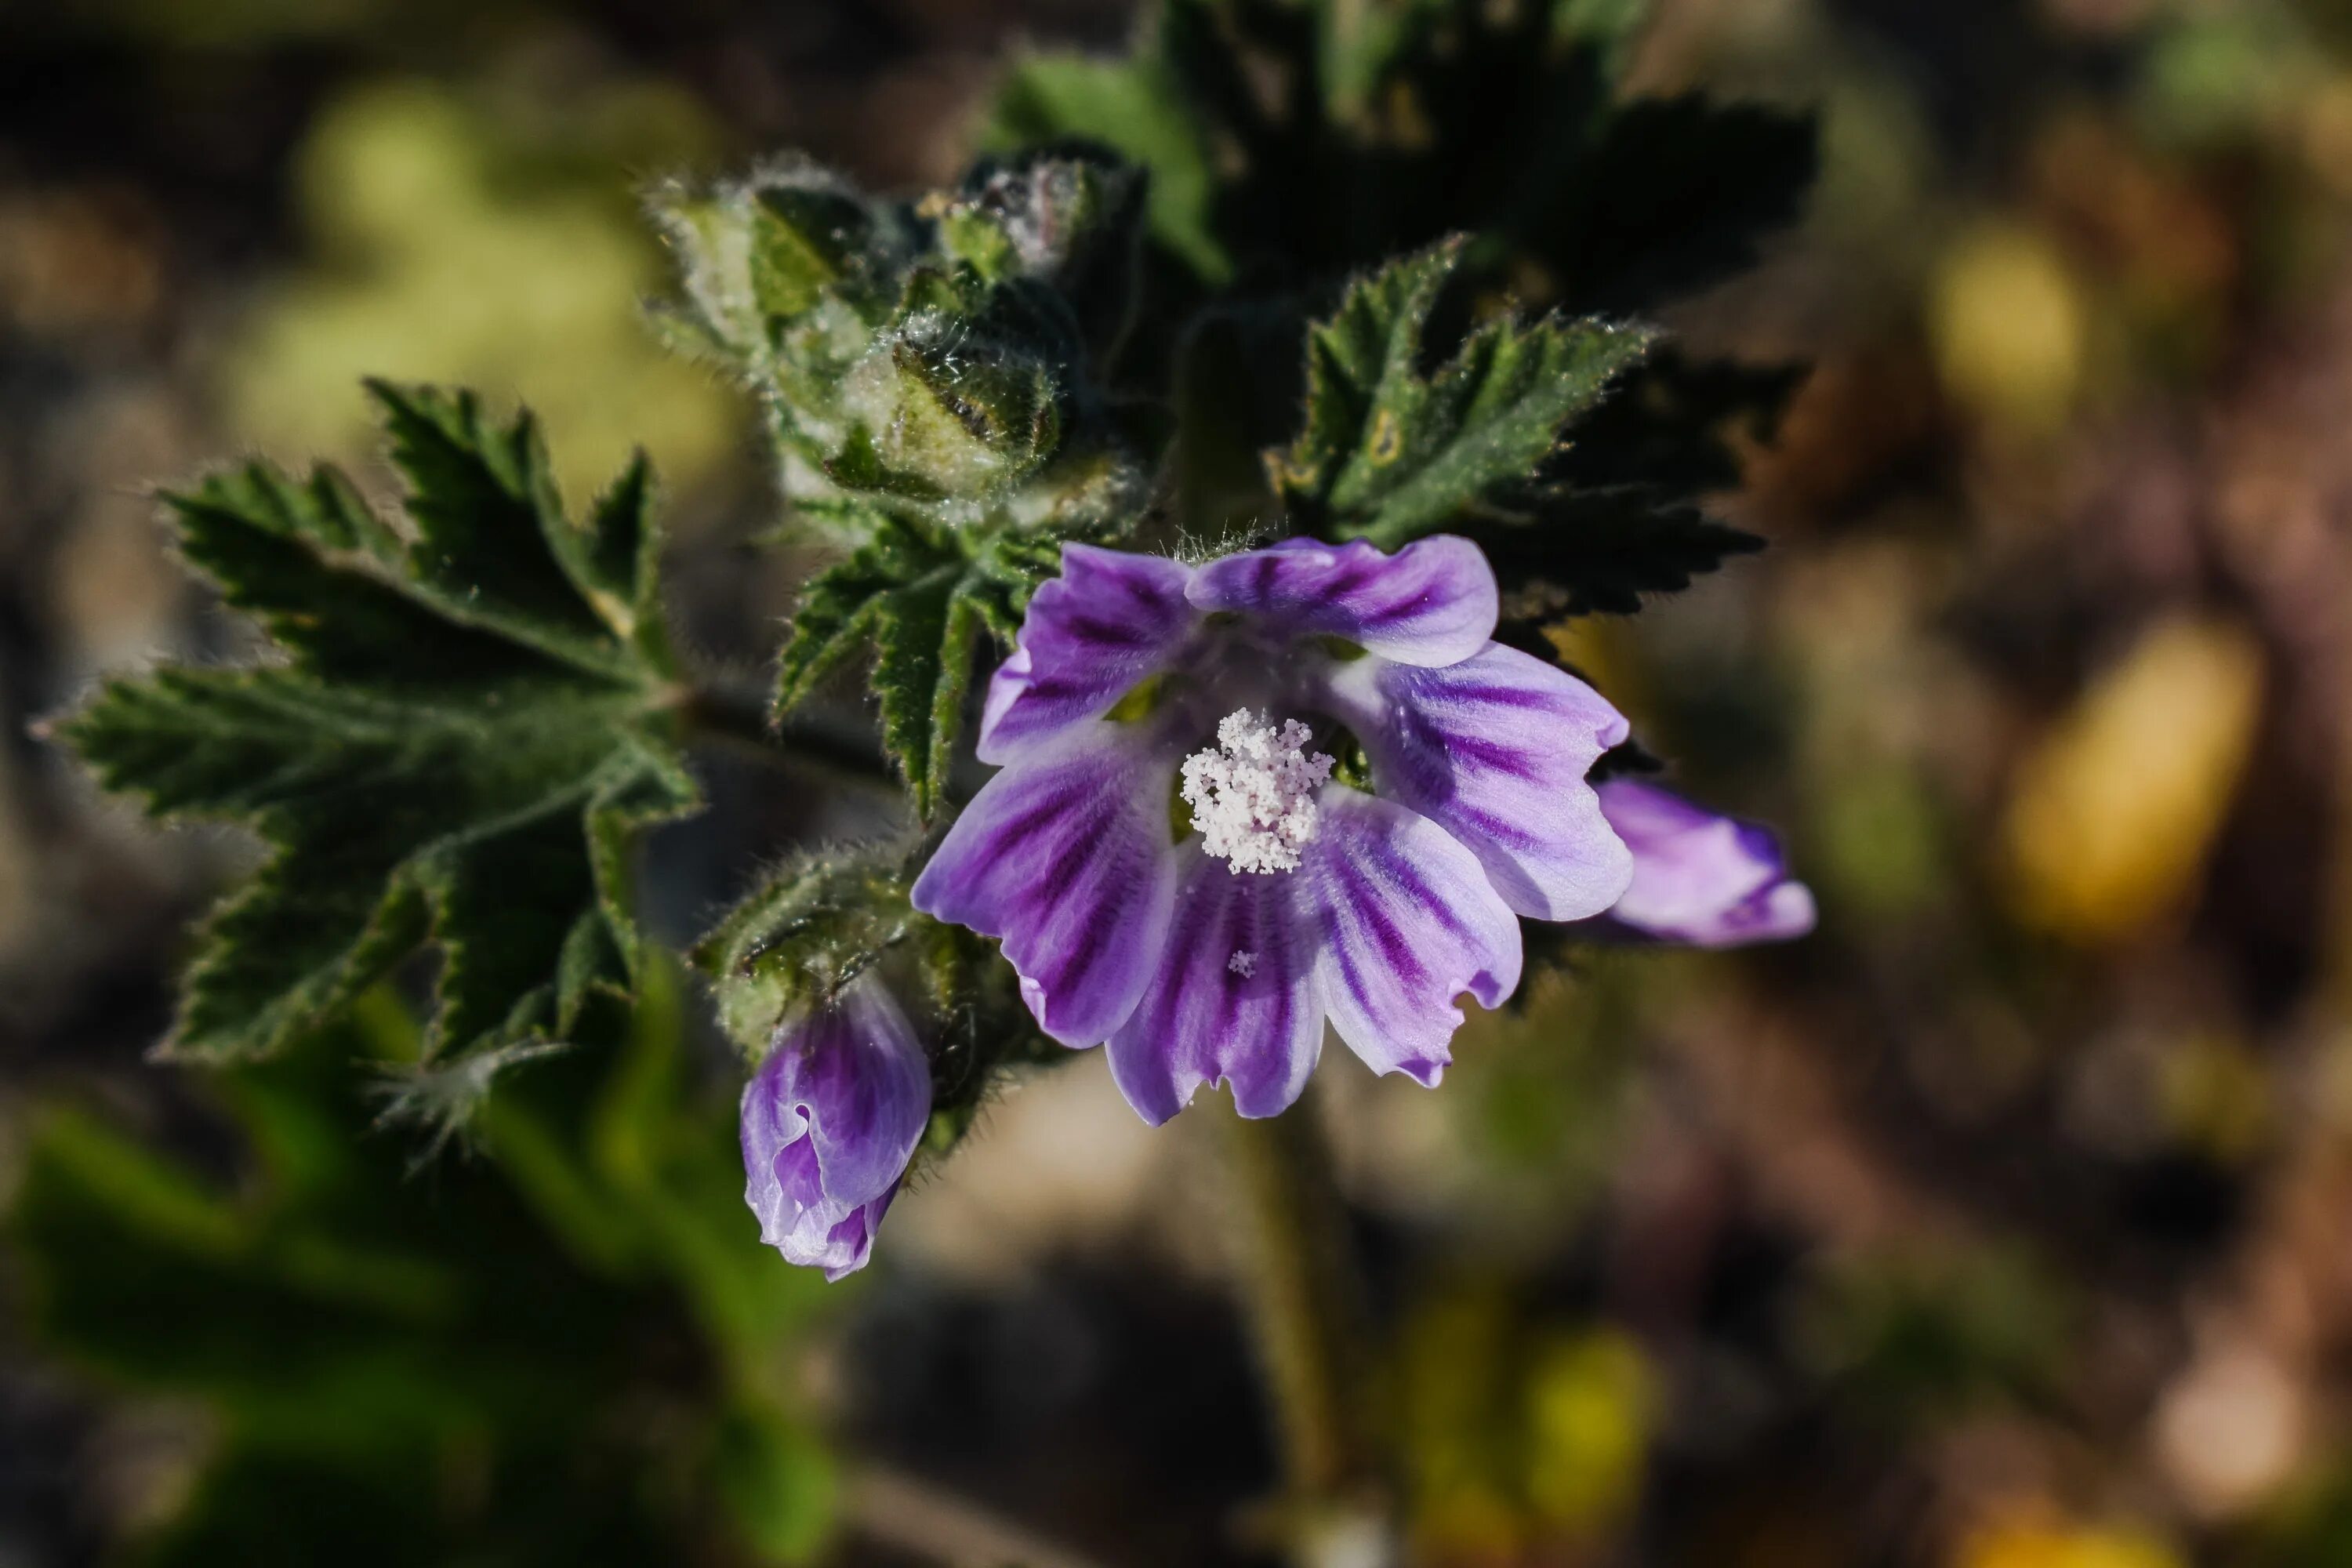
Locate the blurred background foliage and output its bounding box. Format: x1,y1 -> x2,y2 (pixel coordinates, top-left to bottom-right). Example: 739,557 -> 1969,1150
9,0 -> 2352,1565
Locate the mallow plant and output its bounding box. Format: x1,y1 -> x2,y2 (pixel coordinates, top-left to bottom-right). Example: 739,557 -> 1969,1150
54,0 -> 1819,1554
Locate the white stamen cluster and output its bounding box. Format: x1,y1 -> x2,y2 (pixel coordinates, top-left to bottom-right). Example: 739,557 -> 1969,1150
1181,710 -> 1335,875
1228,950 -> 1258,978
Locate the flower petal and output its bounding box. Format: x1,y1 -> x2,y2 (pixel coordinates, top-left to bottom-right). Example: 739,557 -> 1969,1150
762,1151 -> 892,1280
742,1072 -> 815,1243
746,1097 -> 873,1275
1187,535 -> 1497,666
1595,780 -> 1816,946
797,980 -> 933,1209
1328,644 -> 1632,920
811,1196 -> 891,1283
1304,787 -> 1523,1087
912,726 -> 1182,1045
978,545 -> 1198,763
1106,852 -> 1323,1125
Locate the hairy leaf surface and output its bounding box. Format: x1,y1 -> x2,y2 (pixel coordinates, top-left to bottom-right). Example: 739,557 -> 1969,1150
58,383 -> 700,1064
771,517 -> 1065,819
1270,240 -> 1653,548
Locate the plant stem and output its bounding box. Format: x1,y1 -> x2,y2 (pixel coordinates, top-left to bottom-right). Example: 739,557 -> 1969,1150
674,678 -> 900,791
1219,1088 -> 1394,1566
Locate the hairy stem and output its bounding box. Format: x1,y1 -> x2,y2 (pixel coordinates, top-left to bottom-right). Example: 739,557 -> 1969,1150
1219,1089 -> 1394,1566
674,678 -> 899,789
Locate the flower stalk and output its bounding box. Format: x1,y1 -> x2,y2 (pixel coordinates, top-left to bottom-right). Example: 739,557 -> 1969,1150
1218,1088 -> 1395,1566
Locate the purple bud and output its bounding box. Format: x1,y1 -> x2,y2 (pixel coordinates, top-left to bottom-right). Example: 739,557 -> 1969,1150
1594,779 -> 1816,948
739,975 -> 931,1280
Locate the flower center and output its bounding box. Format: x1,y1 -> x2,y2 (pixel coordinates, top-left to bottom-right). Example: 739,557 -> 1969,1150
1180,710 -> 1335,875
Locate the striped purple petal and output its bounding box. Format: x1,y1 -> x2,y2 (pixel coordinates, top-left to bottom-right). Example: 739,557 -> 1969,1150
1303,787 -> 1523,1087
1595,779 -> 1816,947
1106,852 -> 1323,1124
978,545 -> 1200,764
1187,535 -> 1497,666
740,976 -> 930,1280
911,726 -> 1182,1045
1327,644 -> 1633,920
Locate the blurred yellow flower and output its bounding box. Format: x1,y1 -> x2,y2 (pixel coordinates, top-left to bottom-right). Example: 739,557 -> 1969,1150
1956,1515 -> 2180,1568
1999,615 -> 2263,942
1402,1294 -> 1656,1560
1931,223 -> 2086,434
1524,1327 -> 1653,1532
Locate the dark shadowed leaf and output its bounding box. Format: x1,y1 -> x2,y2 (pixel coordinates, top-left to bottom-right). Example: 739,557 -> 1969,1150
1472,483 -> 1763,623
5,988 -> 833,1564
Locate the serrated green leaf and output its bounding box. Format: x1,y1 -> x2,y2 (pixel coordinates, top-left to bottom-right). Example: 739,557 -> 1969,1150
1472,483 -> 1762,622
1548,350 -> 1806,503
987,0 -> 1815,493
1519,93 -> 1817,317
985,0 -> 1809,307
1270,239 -> 1655,547
772,518 -> 1071,819
56,383 -> 701,1066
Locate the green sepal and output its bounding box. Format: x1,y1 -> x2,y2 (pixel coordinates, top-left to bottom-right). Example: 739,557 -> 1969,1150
833,272 -> 1074,500
691,848 -> 920,1058
932,148 -> 1151,369
652,155 -> 1152,532
691,848 -> 1063,1157
53,383 -> 701,1067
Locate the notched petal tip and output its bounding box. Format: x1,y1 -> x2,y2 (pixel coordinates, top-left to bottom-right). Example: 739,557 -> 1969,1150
1105,853 -> 1324,1125
1305,788 -> 1520,1087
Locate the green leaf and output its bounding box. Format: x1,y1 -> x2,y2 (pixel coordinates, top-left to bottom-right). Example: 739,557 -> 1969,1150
1269,239 -> 1655,547
7,992 -> 835,1564
1518,92 -> 1817,317
988,1 -> 1811,304
773,517 -> 1065,819
986,0 -> 1815,506
54,383 -> 701,1065
1548,350 -> 1806,502
1471,483 -> 1762,624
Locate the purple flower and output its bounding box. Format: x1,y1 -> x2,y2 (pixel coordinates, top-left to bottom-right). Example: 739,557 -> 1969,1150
1592,779 -> 1815,947
911,535 -> 1632,1125
740,975 -> 931,1279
